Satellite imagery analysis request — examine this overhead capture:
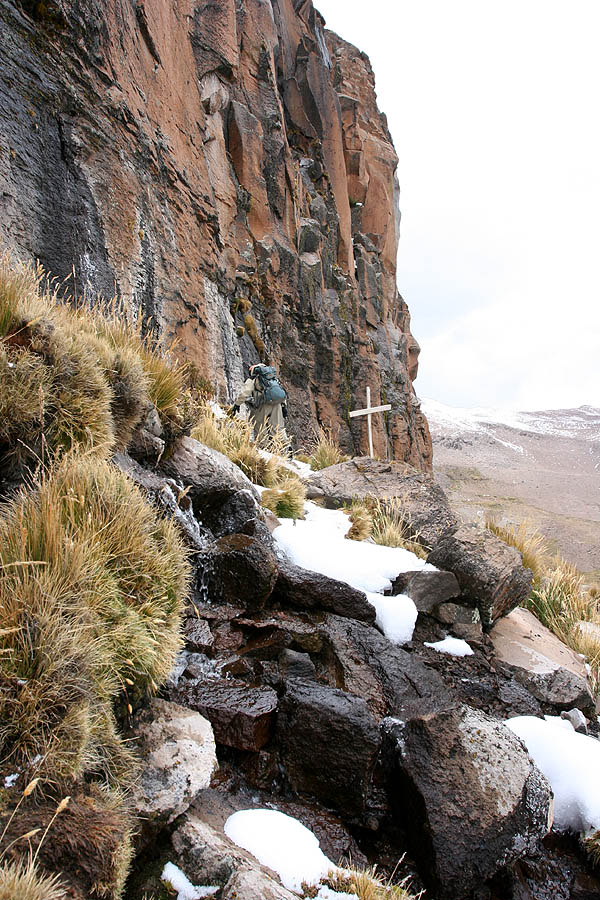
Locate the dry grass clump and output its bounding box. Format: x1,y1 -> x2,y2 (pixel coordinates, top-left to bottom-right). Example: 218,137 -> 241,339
307,427 -> 348,471
191,401 -> 286,486
304,864 -> 419,900
0,858 -> 68,900
0,453 -> 190,783
370,498 -> 428,559
261,475 -> 306,520
488,519 -> 600,698
583,830 -> 600,868
0,252 -> 188,475
485,517 -> 550,585
345,499 -> 374,542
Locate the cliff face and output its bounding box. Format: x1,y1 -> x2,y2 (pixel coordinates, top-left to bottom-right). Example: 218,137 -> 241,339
0,0 -> 432,468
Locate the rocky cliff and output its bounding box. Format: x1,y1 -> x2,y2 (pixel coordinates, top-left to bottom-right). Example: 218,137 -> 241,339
0,0 -> 431,467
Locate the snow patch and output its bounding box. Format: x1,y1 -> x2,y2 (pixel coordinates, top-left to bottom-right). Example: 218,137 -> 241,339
161,862 -> 218,899
506,715 -> 600,834
273,500 -> 433,643
424,636 -> 474,657
224,809 -> 337,892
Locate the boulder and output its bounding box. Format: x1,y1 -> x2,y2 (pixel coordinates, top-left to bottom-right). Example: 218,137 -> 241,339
391,569 -> 461,612
201,533 -> 279,611
427,523 -> 533,628
490,607 -> 593,712
171,815 -> 297,899
384,705 -> 553,899
321,614 -> 451,720
114,451 -> 212,550
172,678 -> 278,751
160,437 -> 263,535
272,556 -> 376,623
276,678 -> 380,818
130,699 -> 217,841
305,457 -> 457,548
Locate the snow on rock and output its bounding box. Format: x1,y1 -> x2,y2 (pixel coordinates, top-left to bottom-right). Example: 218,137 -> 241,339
224,808 -> 337,892
367,591 -> 418,645
161,862 -> 218,899
506,715 -> 600,834
424,636 -> 474,657
273,501 -> 432,644
316,888 -> 359,900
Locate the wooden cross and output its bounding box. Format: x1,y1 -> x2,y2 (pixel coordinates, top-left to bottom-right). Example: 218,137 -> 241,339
349,386 -> 391,458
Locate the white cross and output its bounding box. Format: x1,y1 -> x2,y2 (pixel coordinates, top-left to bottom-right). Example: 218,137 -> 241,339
349,386 -> 392,458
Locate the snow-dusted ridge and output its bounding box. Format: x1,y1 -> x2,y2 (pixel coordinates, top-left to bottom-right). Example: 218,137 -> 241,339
422,398 -> 600,441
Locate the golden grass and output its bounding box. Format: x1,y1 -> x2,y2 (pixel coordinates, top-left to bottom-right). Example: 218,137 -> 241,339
370,498 -> 428,559
305,865 -> 420,900
261,475 -> 306,520
0,858 -> 68,900
485,517 -> 550,585
0,252 -> 188,474
584,830 -> 600,868
345,499 -> 374,542
488,520 -> 600,699
307,427 -> 348,471
0,453 -> 190,783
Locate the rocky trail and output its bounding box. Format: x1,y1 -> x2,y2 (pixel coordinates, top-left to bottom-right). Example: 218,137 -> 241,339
118,426 -> 600,900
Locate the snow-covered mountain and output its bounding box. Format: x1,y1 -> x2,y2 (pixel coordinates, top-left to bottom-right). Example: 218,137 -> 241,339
422,399 -> 600,575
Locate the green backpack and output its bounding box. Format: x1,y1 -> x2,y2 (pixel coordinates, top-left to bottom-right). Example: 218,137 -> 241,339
252,365 -> 287,407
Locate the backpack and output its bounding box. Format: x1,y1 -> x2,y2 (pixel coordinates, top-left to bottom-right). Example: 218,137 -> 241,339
252,365 -> 287,407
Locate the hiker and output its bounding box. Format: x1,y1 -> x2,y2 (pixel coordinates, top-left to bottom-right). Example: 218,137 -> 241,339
232,363 -> 290,449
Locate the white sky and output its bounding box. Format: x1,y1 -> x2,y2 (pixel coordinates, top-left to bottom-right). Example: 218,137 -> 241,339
315,0 -> 600,410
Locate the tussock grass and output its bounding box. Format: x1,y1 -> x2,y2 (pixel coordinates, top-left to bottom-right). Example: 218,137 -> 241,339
261,475 -> 306,520
485,517 -> 550,585
488,520 -> 600,700
0,453 -> 190,784
584,830 -> 600,868
0,252 -> 188,475
371,498 -> 428,559
0,858 -> 68,900
346,499 -> 374,542
305,865 -> 420,900
307,427 -> 348,471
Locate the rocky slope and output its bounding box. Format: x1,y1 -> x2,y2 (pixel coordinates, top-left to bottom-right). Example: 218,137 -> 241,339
0,0 -> 430,467
424,401 -> 600,576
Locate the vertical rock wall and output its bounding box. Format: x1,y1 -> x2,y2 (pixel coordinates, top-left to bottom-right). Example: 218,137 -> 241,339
0,0 -> 432,469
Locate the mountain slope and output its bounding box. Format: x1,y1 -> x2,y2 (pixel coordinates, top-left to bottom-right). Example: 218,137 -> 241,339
424,400 -> 600,576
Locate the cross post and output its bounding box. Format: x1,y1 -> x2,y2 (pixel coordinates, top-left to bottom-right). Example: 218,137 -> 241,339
349,386 -> 392,457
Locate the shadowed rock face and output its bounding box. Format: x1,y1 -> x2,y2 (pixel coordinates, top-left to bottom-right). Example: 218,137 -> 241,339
0,0 -> 431,468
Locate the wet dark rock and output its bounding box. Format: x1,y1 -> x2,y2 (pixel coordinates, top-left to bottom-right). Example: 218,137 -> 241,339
391,569 -> 461,612
199,533 -> 278,612
427,523 -> 533,628
277,678 -> 380,818
160,437 -> 262,535
273,556 -> 375,623
321,614 -> 451,720
184,617 -> 214,653
278,649 -> 317,680
305,457 -> 457,548
172,678 -> 278,751
114,451 -> 212,550
384,705 -> 553,899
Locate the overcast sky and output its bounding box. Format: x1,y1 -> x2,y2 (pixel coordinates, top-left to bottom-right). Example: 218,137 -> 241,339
315,0 -> 600,411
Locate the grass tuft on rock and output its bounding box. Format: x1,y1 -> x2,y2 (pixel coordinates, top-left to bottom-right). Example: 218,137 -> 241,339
304,864 -> 420,899
307,427 -> 348,471
0,859 -> 68,900
261,475 -> 306,520
0,252 -> 188,476
370,498 -> 428,559
345,499 -> 374,542
0,453 -> 190,784
488,519 -> 600,698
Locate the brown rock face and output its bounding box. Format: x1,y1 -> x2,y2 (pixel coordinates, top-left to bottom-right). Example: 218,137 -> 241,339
0,0 -> 431,468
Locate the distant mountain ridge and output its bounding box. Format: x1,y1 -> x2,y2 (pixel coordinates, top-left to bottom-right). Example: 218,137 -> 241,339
423,399 -> 600,575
